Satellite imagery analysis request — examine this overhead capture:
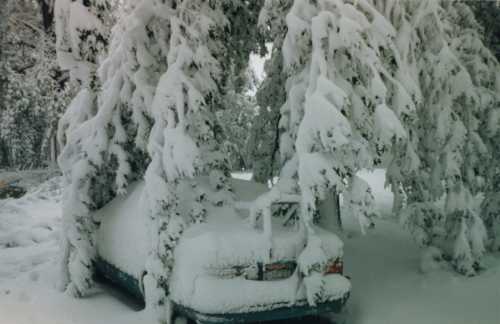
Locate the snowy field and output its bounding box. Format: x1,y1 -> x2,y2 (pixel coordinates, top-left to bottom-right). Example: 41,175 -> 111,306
0,170 -> 499,324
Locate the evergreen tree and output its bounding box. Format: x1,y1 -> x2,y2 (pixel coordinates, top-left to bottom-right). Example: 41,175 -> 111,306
218,78 -> 256,171
218,0 -> 268,175
57,0 -> 264,321
251,0 -> 292,183
0,61 -> 71,169
0,0 -> 72,168
462,1 -> 500,253
385,0 -> 499,275
55,0 -> 111,296
1,67 -> 46,168
258,0 -> 409,304
142,1 -> 235,320
467,0 -> 500,61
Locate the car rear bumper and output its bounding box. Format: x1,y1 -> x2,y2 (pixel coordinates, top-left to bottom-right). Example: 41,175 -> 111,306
95,257 -> 350,323
174,293 -> 350,324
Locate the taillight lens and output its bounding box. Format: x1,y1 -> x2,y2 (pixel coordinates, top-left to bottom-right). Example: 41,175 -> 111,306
325,258 -> 343,275
209,259 -> 342,280
263,261 -> 296,281
265,262 -> 291,272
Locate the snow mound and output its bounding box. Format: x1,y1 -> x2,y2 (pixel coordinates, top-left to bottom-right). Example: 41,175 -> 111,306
0,176 -> 62,281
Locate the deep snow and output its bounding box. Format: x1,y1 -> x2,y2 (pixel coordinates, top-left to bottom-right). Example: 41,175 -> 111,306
0,170 -> 499,324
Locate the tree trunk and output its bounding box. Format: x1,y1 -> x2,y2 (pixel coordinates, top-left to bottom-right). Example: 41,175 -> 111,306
38,0 -> 54,32
334,188 -> 342,231
50,133 -> 58,168
0,140 -> 10,168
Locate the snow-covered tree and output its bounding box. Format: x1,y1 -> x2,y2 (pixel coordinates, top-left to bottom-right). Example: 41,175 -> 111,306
217,0 -> 269,175
461,1 -> 500,253
258,0 -> 410,304
0,60 -> 71,169
142,2 -> 236,321
250,49 -> 287,183
440,1 -> 499,273
1,67 -> 46,168
218,80 -> 256,171
384,0 -> 499,275
467,0 -> 500,61
55,0 -> 111,296
216,0 -> 267,173
245,0 -> 292,184
219,0 -> 266,91
56,0 -> 264,321
0,0 -> 73,168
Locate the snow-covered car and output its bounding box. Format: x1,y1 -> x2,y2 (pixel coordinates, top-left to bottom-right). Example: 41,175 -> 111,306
95,178 -> 351,323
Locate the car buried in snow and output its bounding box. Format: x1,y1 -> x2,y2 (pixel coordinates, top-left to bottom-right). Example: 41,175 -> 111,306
94,177 -> 351,324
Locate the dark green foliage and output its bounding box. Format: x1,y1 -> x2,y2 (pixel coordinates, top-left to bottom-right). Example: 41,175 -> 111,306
218,87 -> 256,171
220,0 -> 267,93
466,0 -> 500,60
251,48 -> 288,183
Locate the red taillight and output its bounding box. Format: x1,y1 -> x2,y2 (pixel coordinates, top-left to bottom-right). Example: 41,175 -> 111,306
325,259 -> 343,275
265,263 -> 289,272
263,261 -> 296,281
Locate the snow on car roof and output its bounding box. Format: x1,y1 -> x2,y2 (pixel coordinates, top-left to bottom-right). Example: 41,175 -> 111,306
95,177 -> 270,277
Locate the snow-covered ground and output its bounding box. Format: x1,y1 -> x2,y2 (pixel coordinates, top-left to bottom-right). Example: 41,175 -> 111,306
0,170 -> 499,324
